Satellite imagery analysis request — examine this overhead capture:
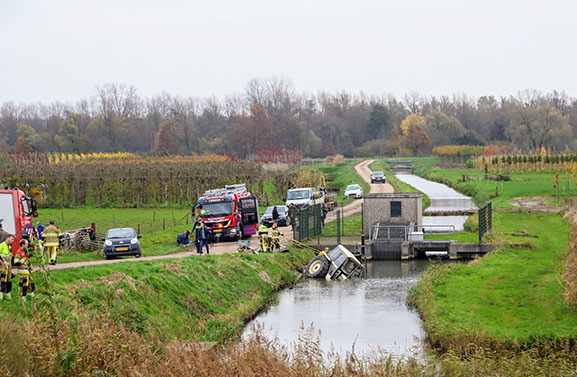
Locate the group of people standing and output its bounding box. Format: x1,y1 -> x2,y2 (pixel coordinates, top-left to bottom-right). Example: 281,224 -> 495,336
0,219 -> 62,301
176,217 -> 213,255
0,227 -> 34,300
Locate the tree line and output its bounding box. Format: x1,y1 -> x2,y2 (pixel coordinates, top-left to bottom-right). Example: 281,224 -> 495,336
1,79 -> 577,157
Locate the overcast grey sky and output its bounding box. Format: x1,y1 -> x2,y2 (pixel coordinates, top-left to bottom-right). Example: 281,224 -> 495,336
1,0 -> 576,103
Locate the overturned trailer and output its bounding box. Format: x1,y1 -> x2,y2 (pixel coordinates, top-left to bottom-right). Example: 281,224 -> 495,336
304,245 -> 363,280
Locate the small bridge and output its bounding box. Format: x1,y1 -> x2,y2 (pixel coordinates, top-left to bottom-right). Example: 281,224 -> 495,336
387,160 -> 414,174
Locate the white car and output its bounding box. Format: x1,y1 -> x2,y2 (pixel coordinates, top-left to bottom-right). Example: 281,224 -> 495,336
344,184 -> 363,199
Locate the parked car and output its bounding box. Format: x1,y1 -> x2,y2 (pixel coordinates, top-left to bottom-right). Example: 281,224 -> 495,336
261,205 -> 291,227
285,187 -> 324,209
102,227 -> 141,259
370,171 -> 386,183
344,184 -> 363,199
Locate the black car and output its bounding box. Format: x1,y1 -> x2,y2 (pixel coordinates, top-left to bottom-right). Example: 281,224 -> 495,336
261,205 -> 291,227
102,228 -> 142,259
370,171 -> 386,183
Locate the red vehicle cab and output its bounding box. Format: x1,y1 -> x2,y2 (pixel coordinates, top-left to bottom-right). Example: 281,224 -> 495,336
0,188 -> 38,253
196,184 -> 259,241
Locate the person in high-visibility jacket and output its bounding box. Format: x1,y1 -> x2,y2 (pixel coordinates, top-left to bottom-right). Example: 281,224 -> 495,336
13,238 -> 34,300
269,223 -> 283,252
258,222 -> 270,252
0,233 -> 15,300
43,220 -> 62,265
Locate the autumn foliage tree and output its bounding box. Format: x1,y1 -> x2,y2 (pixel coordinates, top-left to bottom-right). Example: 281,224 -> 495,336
14,136 -> 34,153
231,103 -> 277,158
401,116 -> 431,155
155,121 -> 176,155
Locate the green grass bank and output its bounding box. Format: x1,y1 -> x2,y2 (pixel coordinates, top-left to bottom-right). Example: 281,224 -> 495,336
412,157 -> 565,207
4,249 -> 314,343
411,210 -> 576,354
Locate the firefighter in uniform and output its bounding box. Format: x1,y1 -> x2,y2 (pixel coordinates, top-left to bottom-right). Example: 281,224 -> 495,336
269,222 -> 283,252
0,233 -> 15,300
13,238 -> 34,300
0,219 -> 8,243
258,222 -> 270,252
43,220 -> 61,265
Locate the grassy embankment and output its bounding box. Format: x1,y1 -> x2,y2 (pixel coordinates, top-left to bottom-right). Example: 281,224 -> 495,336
3,249 -> 314,343
410,158 -> 577,363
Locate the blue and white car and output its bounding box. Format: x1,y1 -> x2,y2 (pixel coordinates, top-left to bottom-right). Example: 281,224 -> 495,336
344,184 -> 363,199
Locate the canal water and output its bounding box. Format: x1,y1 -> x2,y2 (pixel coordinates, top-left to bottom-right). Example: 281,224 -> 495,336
243,173 -> 476,357
395,173 -> 477,231
242,260 -> 431,357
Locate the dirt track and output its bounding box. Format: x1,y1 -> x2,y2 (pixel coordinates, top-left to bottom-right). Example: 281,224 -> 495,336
48,160 -> 393,270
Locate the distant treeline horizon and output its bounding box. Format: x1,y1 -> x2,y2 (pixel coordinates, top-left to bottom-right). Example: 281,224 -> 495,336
1,78 -> 576,158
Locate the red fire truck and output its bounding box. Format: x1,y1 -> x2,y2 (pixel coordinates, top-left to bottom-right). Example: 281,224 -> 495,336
195,184 -> 259,241
0,188 -> 38,253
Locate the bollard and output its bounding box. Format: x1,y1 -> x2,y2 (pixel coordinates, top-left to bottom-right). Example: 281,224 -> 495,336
361,233 -> 367,278
163,218 -> 165,231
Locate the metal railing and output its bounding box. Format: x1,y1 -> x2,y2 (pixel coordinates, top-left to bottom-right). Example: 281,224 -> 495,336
369,223 -> 456,242
369,224 -> 408,242
406,224 -> 456,236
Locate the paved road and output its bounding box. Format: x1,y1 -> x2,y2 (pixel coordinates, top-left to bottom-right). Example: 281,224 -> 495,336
48,160 -> 393,270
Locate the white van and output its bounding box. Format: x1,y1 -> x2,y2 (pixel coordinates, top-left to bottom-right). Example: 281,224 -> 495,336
286,187 -> 324,209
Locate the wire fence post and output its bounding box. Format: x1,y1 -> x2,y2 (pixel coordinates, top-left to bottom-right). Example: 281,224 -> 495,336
336,209 -> 341,245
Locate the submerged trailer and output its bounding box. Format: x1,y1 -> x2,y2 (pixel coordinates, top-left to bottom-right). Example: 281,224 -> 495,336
304,245 -> 363,280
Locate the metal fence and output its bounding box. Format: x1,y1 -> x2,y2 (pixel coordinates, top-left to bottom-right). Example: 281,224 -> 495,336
478,202 -> 493,243
292,204 -> 323,242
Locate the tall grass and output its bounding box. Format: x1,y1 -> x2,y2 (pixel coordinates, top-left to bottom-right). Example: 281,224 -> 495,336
2,307 -> 576,376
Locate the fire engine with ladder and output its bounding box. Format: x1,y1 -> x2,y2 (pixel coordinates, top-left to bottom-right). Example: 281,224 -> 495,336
195,184 -> 259,241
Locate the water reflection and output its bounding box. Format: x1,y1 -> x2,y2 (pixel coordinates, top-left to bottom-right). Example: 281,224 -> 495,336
243,260 -> 432,357
395,173 -> 475,231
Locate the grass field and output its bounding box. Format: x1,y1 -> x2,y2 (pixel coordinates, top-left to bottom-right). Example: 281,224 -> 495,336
413,158 -> 568,207
35,208 -> 194,263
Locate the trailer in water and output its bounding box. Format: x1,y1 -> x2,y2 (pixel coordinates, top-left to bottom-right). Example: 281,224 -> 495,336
304,245 -> 363,280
